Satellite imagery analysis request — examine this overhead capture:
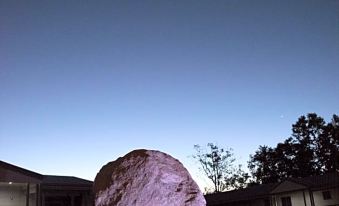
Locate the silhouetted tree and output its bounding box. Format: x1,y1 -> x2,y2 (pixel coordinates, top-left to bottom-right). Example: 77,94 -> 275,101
318,114 -> 339,172
249,113 -> 339,184
248,145 -> 279,184
193,143 -> 249,193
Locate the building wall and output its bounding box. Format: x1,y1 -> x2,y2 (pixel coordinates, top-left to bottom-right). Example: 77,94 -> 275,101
42,189 -> 92,206
0,182 -> 39,206
0,183 -> 27,206
273,190 -> 311,206
273,188 -> 339,206
29,184 -> 38,206
0,162 -> 93,206
313,188 -> 339,206
303,190 -> 312,206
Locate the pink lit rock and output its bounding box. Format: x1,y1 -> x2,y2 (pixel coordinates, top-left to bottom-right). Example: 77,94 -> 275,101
93,149 -> 206,206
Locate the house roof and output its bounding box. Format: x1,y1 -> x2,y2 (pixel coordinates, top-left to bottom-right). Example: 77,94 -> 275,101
42,175 -> 93,186
205,172 -> 339,205
0,160 -> 43,180
205,183 -> 278,205
0,160 -> 93,186
288,172 -> 339,190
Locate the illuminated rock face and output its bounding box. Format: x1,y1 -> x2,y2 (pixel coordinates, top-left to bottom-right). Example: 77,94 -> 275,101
93,149 -> 206,206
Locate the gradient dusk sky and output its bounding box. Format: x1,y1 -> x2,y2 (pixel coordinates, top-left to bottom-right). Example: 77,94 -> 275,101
1,1 -> 338,188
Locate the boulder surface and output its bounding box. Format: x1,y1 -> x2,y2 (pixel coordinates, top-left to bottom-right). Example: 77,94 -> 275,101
93,149 -> 206,206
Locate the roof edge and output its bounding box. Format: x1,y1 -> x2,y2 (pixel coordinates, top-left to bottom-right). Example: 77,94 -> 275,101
0,160 -> 43,179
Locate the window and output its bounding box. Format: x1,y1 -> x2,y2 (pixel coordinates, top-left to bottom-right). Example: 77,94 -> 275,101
281,196 -> 292,206
323,191 -> 332,200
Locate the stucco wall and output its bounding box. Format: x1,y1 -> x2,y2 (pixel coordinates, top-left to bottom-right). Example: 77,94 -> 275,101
0,183 -> 27,206
274,190 -> 311,206
273,188 -> 339,206
313,188 -> 339,206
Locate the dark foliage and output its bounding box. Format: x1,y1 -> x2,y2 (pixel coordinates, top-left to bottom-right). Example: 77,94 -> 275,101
249,113 -> 339,184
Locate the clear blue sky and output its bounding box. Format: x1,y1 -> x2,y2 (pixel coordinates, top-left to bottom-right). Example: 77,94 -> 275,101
1,0 -> 338,188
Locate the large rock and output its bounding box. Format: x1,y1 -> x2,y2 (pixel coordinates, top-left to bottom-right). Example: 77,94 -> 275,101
93,149 -> 206,206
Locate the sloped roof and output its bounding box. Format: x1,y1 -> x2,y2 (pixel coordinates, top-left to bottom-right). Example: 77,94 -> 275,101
288,172 -> 339,190
205,183 -> 277,205
205,172 -> 339,205
0,160 -> 43,180
42,175 -> 93,186
0,160 -> 93,187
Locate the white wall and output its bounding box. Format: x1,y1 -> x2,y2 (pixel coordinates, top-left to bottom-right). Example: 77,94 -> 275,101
313,188 -> 339,206
274,190 -> 311,206
0,183 -> 27,206
29,184 -> 37,206
273,188 -> 339,206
